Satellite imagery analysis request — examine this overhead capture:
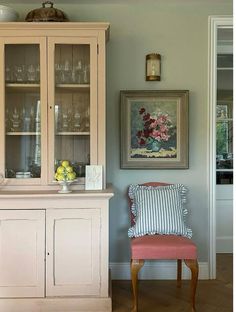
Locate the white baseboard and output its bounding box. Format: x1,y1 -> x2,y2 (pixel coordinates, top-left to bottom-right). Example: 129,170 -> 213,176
0,297 -> 112,312
109,261 -> 209,280
216,236 -> 233,253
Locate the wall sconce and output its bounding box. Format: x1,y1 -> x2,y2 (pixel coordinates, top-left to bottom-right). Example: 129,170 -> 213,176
146,53 -> 161,81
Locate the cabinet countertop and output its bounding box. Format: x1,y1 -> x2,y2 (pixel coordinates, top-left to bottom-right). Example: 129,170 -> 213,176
0,185 -> 114,199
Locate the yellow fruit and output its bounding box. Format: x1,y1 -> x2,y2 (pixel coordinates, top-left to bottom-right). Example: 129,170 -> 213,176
57,166 -> 65,174
54,173 -> 58,179
67,172 -> 76,181
66,166 -> 73,173
61,160 -> 70,168
57,174 -> 65,181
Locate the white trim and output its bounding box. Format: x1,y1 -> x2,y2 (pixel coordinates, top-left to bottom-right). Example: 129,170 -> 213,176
208,16 -> 233,279
0,297 -> 112,312
110,261 -> 209,280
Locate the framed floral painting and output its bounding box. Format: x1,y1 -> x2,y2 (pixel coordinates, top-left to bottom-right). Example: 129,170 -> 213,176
120,90 -> 189,169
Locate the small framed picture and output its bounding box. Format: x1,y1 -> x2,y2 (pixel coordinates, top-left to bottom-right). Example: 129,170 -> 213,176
85,165 -> 103,190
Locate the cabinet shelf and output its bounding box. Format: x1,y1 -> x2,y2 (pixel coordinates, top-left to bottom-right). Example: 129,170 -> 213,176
55,84 -> 90,92
56,132 -> 90,136
6,83 -> 40,93
6,132 -> 41,136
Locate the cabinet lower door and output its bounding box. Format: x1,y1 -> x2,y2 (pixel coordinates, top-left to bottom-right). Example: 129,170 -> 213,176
0,210 -> 45,297
46,209 -> 101,296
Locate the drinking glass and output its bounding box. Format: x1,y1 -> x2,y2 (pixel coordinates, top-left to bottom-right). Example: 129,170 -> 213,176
36,64 -> 40,82
83,64 -> 90,84
63,60 -> 72,84
74,60 -> 82,84
5,66 -> 12,82
84,107 -> 90,131
11,107 -> 21,131
27,64 -> 36,82
73,110 -> 81,131
55,63 -> 62,84
15,65 -> 25,82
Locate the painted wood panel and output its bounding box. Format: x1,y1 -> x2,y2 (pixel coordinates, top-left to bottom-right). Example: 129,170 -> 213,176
0,210 -> 45,297
46,208 -> 101,296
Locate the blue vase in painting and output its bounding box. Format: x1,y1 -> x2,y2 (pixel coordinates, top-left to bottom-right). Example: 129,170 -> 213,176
146,140 -> 161,152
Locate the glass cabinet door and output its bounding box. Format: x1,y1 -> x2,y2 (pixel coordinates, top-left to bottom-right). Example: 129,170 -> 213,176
0,38 -> 47,184
48,38 -> 97,182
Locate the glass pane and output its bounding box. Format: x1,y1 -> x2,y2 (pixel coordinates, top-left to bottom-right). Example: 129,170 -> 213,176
54,44 -> 90,178
216,121 -> 233,169
216,118 -> 233,185
216,171 -> 233,185
217,70 -> 233,91
217,54 -> 233,68
5,44 -> 41,179
216,101 -> 233,119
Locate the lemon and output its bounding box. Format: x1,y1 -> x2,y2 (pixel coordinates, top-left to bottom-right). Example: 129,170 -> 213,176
61,160 -> 70,168
67,172 -> 76,181
57,166 -> 65,174
56,173 -> 65,181
66,166 -> 73,173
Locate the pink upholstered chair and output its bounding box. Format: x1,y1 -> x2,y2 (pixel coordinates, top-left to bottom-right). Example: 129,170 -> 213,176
129,182 -> 198,312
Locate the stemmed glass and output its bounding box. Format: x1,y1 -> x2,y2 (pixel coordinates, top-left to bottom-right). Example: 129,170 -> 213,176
27,64 -> 36,83
15,65 -> 25,82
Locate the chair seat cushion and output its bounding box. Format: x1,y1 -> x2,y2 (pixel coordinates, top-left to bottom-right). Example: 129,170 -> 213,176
131,235 -> 197,260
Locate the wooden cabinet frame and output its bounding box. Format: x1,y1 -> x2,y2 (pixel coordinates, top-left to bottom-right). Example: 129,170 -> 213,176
0,22 -> 112,312
0,189 -> 113,311
0,23 -> 109,190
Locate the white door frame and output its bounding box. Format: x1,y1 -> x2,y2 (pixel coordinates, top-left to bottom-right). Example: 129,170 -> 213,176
208,15 -> 233,279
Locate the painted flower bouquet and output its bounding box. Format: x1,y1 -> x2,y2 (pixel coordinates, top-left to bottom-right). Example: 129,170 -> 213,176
136,107 -> 173,152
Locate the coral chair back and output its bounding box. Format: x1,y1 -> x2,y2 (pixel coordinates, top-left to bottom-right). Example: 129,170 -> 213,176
129,182 -> 198,312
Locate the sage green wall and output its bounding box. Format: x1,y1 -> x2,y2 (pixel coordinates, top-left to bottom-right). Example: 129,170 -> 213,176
9,0 -> 232,262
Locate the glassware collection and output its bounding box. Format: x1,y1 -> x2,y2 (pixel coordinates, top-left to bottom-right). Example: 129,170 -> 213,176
6,102 -> 90,133
5,61 -> 90,85
55,104 -> 90,133
5,64 -> 40,83
4,52 -> 91,181
55,60 -> 90,84
6,101 -> 41,133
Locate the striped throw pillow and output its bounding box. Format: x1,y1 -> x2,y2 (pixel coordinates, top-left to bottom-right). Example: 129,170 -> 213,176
128,184 -> 192,239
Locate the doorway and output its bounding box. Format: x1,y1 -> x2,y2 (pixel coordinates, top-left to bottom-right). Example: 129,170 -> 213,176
208,16 -> 233,279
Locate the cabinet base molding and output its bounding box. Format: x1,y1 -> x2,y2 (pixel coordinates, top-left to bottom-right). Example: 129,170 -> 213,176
0,297 -> 112,312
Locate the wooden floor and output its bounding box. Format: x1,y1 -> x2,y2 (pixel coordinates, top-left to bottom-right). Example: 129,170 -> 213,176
112,254 -> 233,312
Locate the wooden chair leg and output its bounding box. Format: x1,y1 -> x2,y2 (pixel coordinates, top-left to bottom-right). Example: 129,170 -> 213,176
184,259 -> 199,312
130,259 -> 144,312
177,259 -> 182,288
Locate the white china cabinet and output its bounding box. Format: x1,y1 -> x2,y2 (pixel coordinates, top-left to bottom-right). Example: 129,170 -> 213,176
0,23 -> 113,312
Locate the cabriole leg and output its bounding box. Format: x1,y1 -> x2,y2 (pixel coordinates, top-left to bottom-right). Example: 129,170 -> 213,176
184,259 -> 199,312
130,259 -> 144,312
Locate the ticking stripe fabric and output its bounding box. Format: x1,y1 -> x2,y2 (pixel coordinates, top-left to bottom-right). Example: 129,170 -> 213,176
128,184 -> 192,239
